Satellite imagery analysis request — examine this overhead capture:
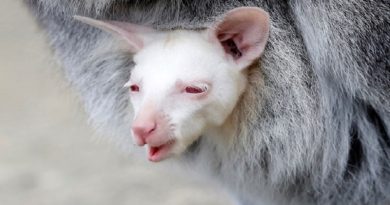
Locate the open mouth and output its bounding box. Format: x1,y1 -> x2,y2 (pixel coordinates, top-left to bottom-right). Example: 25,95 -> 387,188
147,140 -> 176,162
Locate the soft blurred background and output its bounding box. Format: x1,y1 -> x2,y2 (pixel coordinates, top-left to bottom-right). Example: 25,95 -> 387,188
0,1 -> 231,204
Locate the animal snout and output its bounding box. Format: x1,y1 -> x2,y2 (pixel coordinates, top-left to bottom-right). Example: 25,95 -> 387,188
132,121 -> 157,145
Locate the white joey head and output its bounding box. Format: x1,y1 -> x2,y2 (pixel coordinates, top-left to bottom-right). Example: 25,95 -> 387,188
74,7 -> 270,162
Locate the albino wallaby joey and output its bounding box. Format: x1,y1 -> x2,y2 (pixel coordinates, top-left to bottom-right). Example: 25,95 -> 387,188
75,7 -> 269,162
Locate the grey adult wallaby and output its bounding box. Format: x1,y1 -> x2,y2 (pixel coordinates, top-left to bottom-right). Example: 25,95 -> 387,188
24,0 -> 390,205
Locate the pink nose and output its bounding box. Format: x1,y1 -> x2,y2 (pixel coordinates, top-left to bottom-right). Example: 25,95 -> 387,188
132,121 -> 157,145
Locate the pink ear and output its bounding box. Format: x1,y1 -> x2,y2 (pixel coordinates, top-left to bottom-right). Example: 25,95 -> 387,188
208,7 -> 270,69
74,16 -> 155,53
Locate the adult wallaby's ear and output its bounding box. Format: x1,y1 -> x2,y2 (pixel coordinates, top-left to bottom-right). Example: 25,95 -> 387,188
208,7 -> 270,69
74,16 -> 155,53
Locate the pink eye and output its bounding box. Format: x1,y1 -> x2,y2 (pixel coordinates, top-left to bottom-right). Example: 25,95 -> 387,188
130,84 -> 140,92
185,86 -> 206,94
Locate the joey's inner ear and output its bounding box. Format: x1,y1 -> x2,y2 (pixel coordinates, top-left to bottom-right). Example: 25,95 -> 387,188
209,7 -> 270,68
74,16 -> 155,53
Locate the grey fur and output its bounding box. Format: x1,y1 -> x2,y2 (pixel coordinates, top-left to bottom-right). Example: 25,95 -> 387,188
23,0 -> 390,204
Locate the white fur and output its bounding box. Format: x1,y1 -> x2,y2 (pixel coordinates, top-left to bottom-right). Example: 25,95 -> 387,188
129,30 -> 248,156
74,7 -> 270,161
